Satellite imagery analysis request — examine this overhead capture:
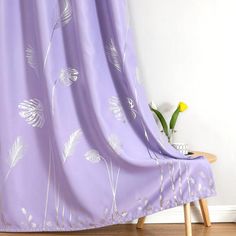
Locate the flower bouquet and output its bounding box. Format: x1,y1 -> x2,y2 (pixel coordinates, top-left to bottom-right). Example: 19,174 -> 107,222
149,101 -> 188,143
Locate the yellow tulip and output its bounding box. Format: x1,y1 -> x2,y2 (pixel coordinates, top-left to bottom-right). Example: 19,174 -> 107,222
178,102 -> 188,112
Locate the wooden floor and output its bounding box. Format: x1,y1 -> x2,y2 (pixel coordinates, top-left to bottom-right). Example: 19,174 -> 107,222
0,224 -> 236,236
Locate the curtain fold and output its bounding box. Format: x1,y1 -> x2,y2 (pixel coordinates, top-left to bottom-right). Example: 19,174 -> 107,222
0,0 -> 215,232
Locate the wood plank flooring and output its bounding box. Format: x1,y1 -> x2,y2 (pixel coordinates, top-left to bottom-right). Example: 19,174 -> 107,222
0,223 -> 235,236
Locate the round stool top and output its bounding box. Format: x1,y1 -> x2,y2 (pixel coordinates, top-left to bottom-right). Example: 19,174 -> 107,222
191,151 -> 217,163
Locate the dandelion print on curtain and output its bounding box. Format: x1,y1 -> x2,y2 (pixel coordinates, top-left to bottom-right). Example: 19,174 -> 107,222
0,0 -> 216,232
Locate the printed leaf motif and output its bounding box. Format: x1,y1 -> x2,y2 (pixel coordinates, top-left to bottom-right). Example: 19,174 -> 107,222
105,39 -> 122,72
21,208 -> 27,215
21,208 -> 37,228
18,98 -> 45,128
28,215 -> 32,222
127,97 -> 137,119
108,134 -> 122,154
44,0 -> 72,68
121,211 -> 128,217
54,0 -> 72,29
59,68 -> 79,86
109,96 -> 125,122
199,183 -> 203,192
25,45 -> 38,70
63,129 -> 82,163
9,136 -> 24,168
85,149 -> 101,163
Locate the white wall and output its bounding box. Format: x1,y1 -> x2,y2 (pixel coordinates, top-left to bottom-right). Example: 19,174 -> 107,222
128,0 -> 236,206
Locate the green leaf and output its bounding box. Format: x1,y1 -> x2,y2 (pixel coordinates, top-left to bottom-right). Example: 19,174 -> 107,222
170,107 -> 180,130
151,108 -> 169,137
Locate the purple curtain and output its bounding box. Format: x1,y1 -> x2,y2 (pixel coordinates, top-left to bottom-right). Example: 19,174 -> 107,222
0,0 -> 215,232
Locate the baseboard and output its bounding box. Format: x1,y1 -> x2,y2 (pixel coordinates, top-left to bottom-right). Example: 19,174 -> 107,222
133,205 -> 236,223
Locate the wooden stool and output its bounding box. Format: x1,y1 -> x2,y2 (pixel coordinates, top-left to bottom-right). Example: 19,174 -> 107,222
136,151 -> 217,236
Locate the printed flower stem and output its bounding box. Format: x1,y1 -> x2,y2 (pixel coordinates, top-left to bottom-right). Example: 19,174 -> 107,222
101,157 -> 120,220
51,79 -> 58,115
43,139 -> 52,229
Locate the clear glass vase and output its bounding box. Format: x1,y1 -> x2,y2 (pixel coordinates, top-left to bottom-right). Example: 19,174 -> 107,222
168,130 -> 177,144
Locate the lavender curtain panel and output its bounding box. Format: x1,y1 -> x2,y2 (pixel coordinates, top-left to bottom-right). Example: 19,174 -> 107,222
0,0 -> 216,232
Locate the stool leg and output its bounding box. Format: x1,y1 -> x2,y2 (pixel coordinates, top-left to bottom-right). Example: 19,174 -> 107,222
199,199 -> 211,227
184,203 -> 192,236
136,216 -> 146,229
